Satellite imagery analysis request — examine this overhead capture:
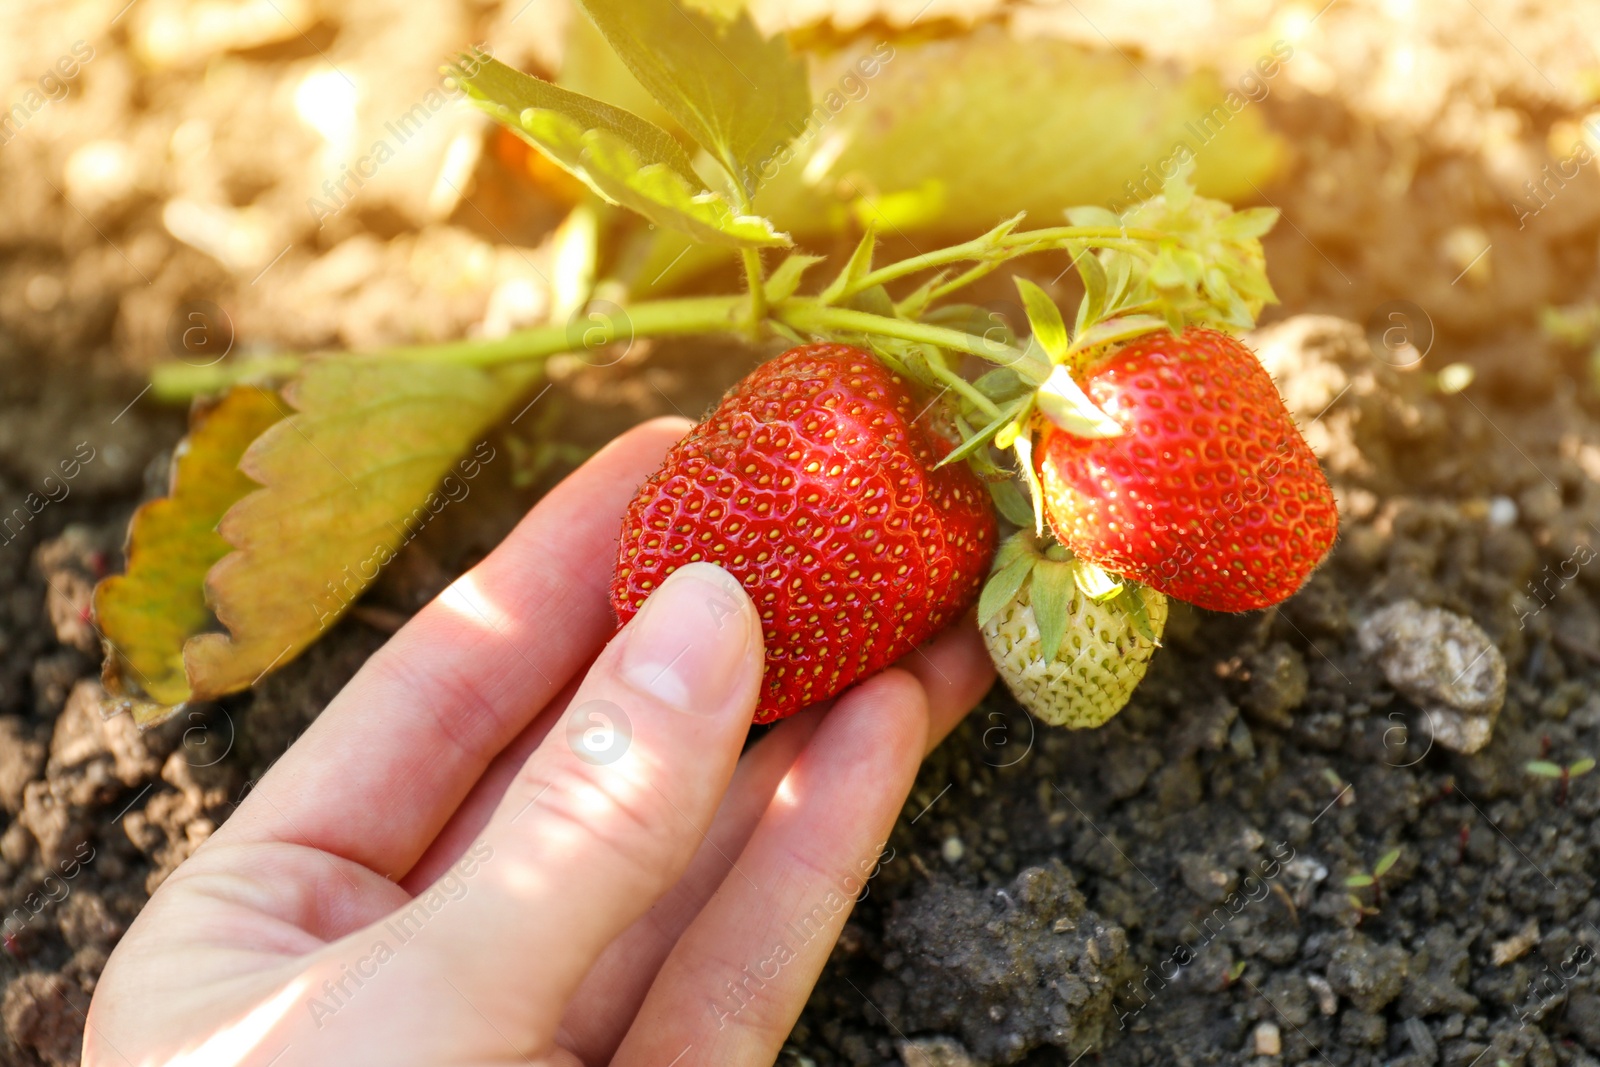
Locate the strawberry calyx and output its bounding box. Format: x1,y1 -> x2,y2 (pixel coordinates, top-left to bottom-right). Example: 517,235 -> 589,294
977,530 -> 1159,662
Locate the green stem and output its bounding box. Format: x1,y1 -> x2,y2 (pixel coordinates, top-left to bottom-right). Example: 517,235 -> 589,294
843,227 -> 1162,301
732,184 -> 767,338
778,300 -> 1051,383
151,295 -> 748,400
927,359 -> 1003,420
740,247 -> 767,337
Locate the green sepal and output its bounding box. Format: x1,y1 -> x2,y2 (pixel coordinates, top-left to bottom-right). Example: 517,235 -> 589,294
764,253 -> 824,303
1071,246 -> 1109,338
1029,558 -> 1077,661
847,284 -> 898,319
895,271 -> 950,320
1011,432 -> 1047,536
1015,277 -> 1069,363
989,480 -> 1035,527
1118,585 -> 1157,644
1036,365 -> 1122,438
973,367 -> 1031,404
1071,558 -> 1123,602
822,226 -> 878,304
1068,315 -> 1167,366
935,399 -> 1023,470
978,553 -> 1035,629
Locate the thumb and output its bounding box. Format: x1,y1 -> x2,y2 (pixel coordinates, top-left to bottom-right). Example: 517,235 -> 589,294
366,562 -> 765,1053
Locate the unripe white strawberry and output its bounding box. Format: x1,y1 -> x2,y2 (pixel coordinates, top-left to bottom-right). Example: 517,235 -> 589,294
978,532 -> 1166,728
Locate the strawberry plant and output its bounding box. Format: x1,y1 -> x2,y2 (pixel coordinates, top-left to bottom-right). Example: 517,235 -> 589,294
1345,846 -> 1402,918
94,0 -> 1335,730
1526,756 -> 1596,806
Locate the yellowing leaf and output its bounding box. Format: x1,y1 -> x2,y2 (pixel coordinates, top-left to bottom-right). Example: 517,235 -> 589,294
184,359 -> 541,704
575,0 -> 811,197
96,387 -> 285,717
461,57 -> 791,248
754,33 -> 1286,236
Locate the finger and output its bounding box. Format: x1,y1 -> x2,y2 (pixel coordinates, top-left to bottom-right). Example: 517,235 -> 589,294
397,673 -> 580,892
385,563 -> 765,1048
612,669 -> 931,1067
899,616 -> 996,754
558,620 -> 991,1062
412,615 -> 992,893
557,705 -> 824,1063
397,616 -> 989,1059
221,417 -> 692,880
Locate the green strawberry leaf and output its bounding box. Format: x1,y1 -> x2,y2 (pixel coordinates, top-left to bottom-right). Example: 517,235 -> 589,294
1029,558 -> 1077,661
573,0 -> 811,199
457,53 -> 698,180
1015,278 -> 1069,364
459,56 -> 790,248
759,35 -> 1285,238
1526,760 -> 1563,778
182,358 -> 541,703
1571,758 -> 1597,777
1035,364 -> 1123,438
764,252 -> 825,302
978,553 -> 1034,629
1373,848 -> 1402,878
95,387 -> 285,720
1345,873 -> 1375,888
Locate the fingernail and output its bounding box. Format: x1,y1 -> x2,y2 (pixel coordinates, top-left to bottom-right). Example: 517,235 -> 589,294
620,563 -> 755,713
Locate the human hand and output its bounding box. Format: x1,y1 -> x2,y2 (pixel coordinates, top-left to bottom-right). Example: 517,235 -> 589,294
85,418 -> 995,1067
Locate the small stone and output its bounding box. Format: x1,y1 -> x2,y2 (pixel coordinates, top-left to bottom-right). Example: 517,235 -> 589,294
941,836 -> 965,863
898,1036 -> 979,1067
1307,973 -> 1339,1016
0,718 -> 45,814
1403,1017 -> 1438,1064
1357,600 -> 1506,753
1240,643 -> 1310,729
1487,495 -> 1518,528
1254,1021 -> 1282,1056
1328,934 -> 1408,1014
1491,919 -> 1540,966
1053,917 -> 1076,934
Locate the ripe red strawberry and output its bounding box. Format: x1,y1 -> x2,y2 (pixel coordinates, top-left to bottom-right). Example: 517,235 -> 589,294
1036,327 -> 1336,613
613,344 -> 996,723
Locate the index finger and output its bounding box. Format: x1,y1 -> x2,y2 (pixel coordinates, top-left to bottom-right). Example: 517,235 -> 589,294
219,417 -> 692,880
